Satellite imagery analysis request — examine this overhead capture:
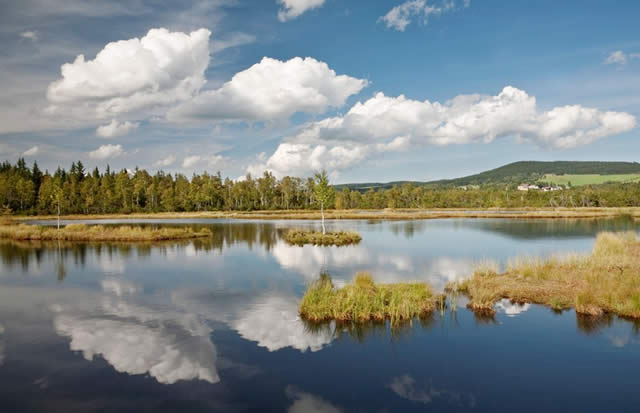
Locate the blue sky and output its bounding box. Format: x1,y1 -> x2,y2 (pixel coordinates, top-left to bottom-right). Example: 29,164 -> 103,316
0,0 -> 639,183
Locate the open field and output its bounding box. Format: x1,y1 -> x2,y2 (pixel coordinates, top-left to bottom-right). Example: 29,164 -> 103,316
8,207 -> 640,222
284,229 -> 361,246
450,231 -> 640,318
543,174 -> 640,186
0,223 -> 212,242
299,272 -> 438,324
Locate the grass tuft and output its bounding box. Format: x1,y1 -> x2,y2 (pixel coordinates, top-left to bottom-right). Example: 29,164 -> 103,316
299,272 -> 437,324
454,231 -> 640,318
0,223 -> 212,242
284,229 -> 361,246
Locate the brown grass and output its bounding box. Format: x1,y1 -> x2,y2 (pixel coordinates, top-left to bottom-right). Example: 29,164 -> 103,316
0,223 -> 212,242
284,229 -> 362,246
299,272 -> 438,324
451,231 -> 640,318
11,207 -> 640,222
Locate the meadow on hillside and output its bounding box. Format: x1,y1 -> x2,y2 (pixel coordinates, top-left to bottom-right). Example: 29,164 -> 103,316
543,174 -> 640,186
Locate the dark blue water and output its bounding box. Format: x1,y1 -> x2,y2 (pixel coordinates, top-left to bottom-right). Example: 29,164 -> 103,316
1,218 -> 639,412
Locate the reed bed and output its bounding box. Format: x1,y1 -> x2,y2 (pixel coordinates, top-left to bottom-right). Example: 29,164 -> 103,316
452,231 -> 640,318
284,229 -> 362,246
0,223 -> 212,242
15,207 -> 640,222
299,272 -> 438,323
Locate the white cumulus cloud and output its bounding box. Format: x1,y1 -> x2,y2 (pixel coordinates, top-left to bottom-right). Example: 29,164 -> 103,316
604,50 -> 640,65
605,50 -> 627,65
154,154 -> 176,167
47,28 -> 211,119
182,155 -> 202,168
182,154 -> 229,169
379,0 -> 470,32
20,31 -> 38,41
254,86 -> 636,177
89,144 -> 124,160
22,146 -> 39,156
277,0 -> 326,22
248,142 -> 370,178
96,119 -> 139,138
168,57 -> 367,122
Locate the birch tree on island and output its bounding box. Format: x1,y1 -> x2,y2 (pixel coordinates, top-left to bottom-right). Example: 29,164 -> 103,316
313,170 -> 332,235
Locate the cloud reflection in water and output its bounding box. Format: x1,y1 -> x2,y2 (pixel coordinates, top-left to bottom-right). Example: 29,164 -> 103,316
286,386 -> 343,413
172,289 -> 335,353
272,241 -> 474,291
53,278 -> 219,384
388,375 -> 476,408
495,299 -> 531,317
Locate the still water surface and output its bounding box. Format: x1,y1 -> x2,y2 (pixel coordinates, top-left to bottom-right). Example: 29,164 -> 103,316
1,218 -> 639,412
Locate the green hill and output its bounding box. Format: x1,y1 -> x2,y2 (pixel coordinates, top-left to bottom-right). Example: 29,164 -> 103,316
336,161 -> 640,191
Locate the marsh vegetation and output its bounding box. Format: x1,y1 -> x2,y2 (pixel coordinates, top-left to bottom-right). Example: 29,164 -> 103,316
0,223 -> 212,242
450,231 -> 640,318
299,272 -> 438,323
284,229 -> 362,246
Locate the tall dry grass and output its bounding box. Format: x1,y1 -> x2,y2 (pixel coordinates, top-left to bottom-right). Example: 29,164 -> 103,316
16,207 -> 640,223
0,223 -> 212,242
453,231 -> 640,318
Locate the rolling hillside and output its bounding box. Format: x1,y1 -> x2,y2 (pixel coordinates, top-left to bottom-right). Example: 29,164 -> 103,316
336,161 -> 640,191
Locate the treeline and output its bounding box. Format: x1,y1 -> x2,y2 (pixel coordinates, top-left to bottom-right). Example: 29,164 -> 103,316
1,159 -> 640,215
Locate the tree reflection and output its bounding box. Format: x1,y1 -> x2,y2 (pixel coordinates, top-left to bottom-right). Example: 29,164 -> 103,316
576,313 -> 615,335
0,223 -> 287,274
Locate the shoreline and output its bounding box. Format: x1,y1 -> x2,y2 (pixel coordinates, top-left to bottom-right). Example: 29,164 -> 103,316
450,231 -> 640,319
7,207 -> 640,222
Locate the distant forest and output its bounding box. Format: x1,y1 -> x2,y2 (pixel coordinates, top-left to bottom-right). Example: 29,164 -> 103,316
1,159 -> 640,215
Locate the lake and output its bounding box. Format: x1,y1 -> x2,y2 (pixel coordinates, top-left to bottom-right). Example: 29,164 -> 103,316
1,218 -> 639,412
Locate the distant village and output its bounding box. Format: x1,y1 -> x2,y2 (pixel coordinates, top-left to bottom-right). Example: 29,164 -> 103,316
517,183 -> 564,192
457,183 -> 567,191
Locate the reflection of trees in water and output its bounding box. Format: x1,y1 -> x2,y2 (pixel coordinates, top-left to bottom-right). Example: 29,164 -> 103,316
0,223 -> 286,273
472,312 -> 497,325
149,222 -> 282,252
576,313 -> 615,335
389,221 -> 427,238
0,240 -> 136,272
576,312 -> 640,337
388,217 -> 638,240
455,217 -> 638,240
4,218 -> 636,273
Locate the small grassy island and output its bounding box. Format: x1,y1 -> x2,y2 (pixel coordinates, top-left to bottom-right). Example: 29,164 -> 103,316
299,272 -> 438,323
284,229 -> 362,246
451,231 -> 640,318
0,223 -> 212,242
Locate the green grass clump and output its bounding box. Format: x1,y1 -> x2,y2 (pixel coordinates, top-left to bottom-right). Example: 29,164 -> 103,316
453,231 -> 640,318
0,223 -> 212,242
299,272 -> 437,324
284,229 -> 361,246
